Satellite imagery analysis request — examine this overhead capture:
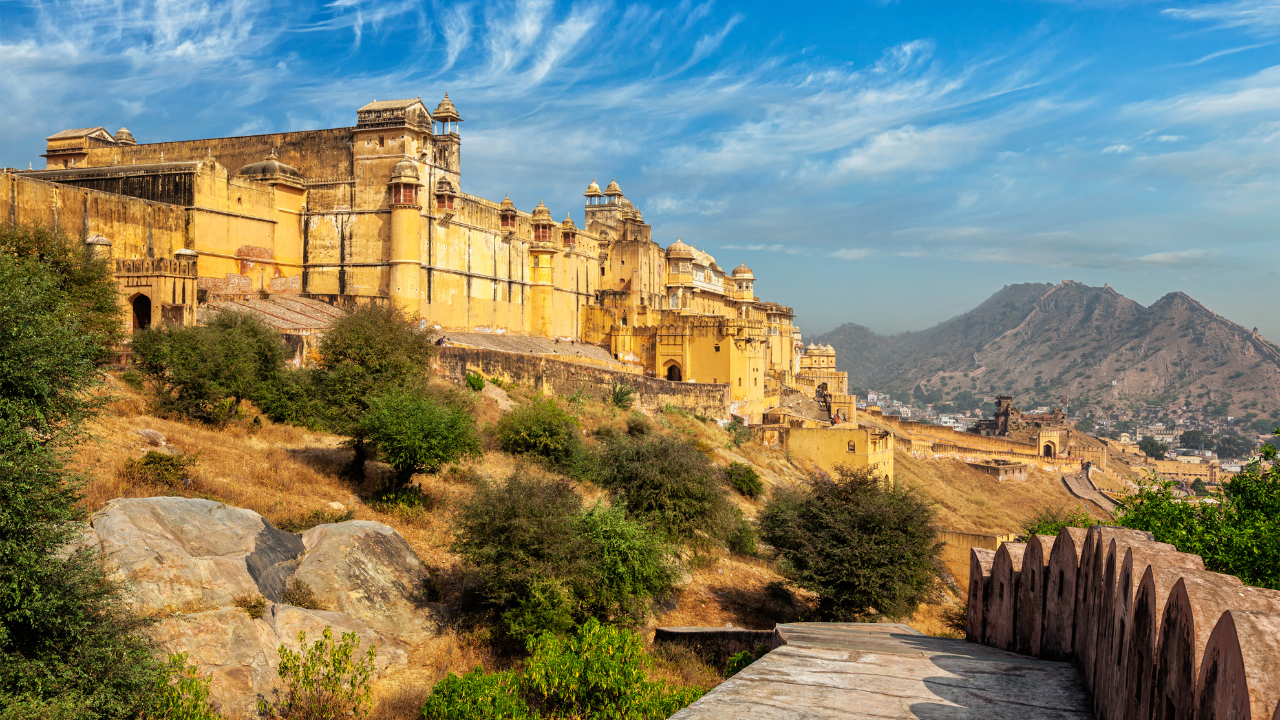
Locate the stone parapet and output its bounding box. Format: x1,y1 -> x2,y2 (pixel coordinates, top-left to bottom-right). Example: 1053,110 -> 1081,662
966,524 -> 1280,719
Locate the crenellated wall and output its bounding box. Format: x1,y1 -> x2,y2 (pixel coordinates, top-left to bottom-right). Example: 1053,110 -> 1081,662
967,524 -> 1280,719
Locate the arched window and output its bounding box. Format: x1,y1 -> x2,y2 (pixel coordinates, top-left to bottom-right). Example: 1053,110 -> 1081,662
666,364 -> 682,382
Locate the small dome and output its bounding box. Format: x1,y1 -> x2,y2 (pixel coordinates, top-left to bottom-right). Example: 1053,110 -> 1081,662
561,213 -> 577,230
237,150 -> 301,179
531,199 -> 553,224
114,127 -> 136,145
603,178 -> 622,196
435,177 -> 456,194
732,263 -> 754,278
806,343 -> 817,350
666,237 -> 694,257
433,92 -> 462,122
584,178 -> 602,197
390,158 -> 420,183
499,194 -> 516,213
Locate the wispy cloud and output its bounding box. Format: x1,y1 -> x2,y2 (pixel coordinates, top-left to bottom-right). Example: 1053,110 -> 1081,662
1165,0 -> 1280,34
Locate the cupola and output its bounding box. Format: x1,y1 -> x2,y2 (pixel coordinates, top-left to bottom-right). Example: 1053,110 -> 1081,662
433,93 -> 462,134
237,149 -> 302,180
584,178 -> 603,206
732,263 -> 754,279
114,127 -> 137,145
666,237 -> 695,259
499,194 -> 517,230
603,178 -> 623,204
388,158 -> 421,207
435,177 -> 458,212
531,199 -> 554,242
561,213 -> 578,247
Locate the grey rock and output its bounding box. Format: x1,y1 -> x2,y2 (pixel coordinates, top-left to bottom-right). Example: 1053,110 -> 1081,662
135,429 -> 167,445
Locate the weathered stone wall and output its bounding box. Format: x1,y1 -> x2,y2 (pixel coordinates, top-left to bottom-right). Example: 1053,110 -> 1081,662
966,524 -> 1280,719
434,346 -> 730,418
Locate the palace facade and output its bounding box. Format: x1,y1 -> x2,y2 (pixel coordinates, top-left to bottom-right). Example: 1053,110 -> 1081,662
15,95 -> 823,420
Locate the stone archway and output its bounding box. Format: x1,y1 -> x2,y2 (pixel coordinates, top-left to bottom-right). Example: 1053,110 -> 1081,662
665,363 -> 682,382
1043,443 -> 1056,458
131,294 -> 152,331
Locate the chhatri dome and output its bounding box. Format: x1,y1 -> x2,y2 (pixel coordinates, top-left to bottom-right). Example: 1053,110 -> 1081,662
499,194 -> 516,212
583,178 -> 602,197
732,263 -> 754,278
666,237 -> 695,257
531,199 -> 552,223
603,178 -> 622,196
561,213 -> 577,230
390,157 -> 419,183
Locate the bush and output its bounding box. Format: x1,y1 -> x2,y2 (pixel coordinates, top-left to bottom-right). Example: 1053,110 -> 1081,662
261,627 -> 376,720
590,434 -> 735,545
626,413 -> 653,437
1018,504 -> 1097,540
359,390 -> 481,487
117,451 -> 199,490
233,593 -> 267,619
724,420 -> 752,447
148,652 -> 223,720
281,579 -> 324,611
1117,440 -> 1280,589
420,620 -> 705,720
759,465 -> 950,621
725,462 -> 763,499
609,383 -> 635,410
453,474 -> 675,642
0,242 -> 158,716
493,398 -> 580,467
133,311 -> 291,425
466,371 -> 485,392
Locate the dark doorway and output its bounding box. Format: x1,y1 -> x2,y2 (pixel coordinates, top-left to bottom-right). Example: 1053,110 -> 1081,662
132,294 -> 152,331
666,364 -> 682,382
1043,444 -> 1054,458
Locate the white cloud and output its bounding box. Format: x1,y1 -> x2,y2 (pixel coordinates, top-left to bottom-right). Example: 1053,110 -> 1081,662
1158,135 -> 1185,142
1164,1 -> 1280,34
830,248 -> 872,260
1102,144 -> 1132,154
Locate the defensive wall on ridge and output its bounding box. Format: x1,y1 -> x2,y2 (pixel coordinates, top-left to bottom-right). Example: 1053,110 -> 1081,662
865,407 -> 1092,471
434,345 -> 730,418
967,524 -> 1280,720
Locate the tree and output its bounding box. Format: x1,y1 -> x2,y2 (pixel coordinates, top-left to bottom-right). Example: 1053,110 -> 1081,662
759,465 -> 950,621
1178,430 -> 1213,451
1216,434 -> 1257,460
359,390 -> 481,487
133,310 -> 291,425
1019,504 -> 1097,540
1118,437 -> 1280,589
0,246 -> 157,715
1138,435 -> 1168,460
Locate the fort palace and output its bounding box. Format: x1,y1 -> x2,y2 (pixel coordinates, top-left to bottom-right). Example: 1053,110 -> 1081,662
3,95 -> 856,424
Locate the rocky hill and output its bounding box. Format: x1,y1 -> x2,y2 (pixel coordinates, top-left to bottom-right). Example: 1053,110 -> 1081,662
813,281 -> 1280,416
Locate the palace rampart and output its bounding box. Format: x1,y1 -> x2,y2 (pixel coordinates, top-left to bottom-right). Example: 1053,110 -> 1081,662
434,346 -> 730,418
966,524 -> 1280,719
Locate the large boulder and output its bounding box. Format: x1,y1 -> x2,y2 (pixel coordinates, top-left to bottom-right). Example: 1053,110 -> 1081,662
89,497 -> 436,715
93,497 -> 304,613
296,521 -> 444,643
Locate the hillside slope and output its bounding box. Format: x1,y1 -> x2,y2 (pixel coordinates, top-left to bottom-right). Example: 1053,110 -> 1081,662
814,281 -> 1280,415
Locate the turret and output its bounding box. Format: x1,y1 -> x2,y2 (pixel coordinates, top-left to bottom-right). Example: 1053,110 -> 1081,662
730,263 -> 754,301
531,199 -> 554,243
499,195 -> 517,232
604,178 -> 622,205
561,213 -> 578,249
584,178 -> 603,206
388,158 -> 422,314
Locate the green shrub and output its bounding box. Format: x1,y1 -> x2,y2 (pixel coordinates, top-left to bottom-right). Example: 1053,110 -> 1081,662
1018,504 -> 1097,540
1117,440 -> 1280,589
493,398 -> 580,467
724,420 -> 752,447
419,668 -> 529,720
626,413 -> 653,437
591,434 -> 735,545
148,652 -> 223,720
725,645 -> 771,677
117,451 -> 199,490
724,511 -> 758,556
359,390 -> 481,487
233,593 -> 267,619
466,371 -> 485,392
121,369 -> 145,392
261,627 -> 376,720
725,462 -> 763,499
759,465 -> 950,621
0,238 -> 157,717
453,474 -> 676,642
420,620 -> 704,720
252,368 -> 330,430
370,484 -> 434,512
133,311 -> 291,426
609,383 -> 636,410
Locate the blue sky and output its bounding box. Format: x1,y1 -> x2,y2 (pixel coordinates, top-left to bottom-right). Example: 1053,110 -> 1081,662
3,0 -> 1279,340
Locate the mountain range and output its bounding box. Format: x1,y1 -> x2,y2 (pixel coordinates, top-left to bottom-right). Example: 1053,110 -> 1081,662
810,281 -> 1280,423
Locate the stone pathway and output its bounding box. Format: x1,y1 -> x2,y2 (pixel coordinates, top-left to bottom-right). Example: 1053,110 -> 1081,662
669,623 -> 1093,720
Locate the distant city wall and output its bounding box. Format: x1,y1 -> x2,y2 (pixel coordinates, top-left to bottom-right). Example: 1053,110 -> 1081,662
967,525 -> 1280,719
434,346 -> 730,418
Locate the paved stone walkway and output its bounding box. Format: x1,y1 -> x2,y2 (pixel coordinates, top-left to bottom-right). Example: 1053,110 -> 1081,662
669,623 -> 1093,720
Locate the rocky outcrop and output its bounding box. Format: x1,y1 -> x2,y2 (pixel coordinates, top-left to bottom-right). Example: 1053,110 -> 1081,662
90,497 -> 438,717
296,521 -> 442,643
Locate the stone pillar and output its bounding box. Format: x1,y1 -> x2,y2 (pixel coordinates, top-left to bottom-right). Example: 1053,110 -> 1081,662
389,201 -> 420,314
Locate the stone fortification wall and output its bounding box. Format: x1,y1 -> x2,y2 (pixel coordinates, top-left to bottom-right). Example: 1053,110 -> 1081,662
966,524 -> 1280,719
434,346 -> 730,418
